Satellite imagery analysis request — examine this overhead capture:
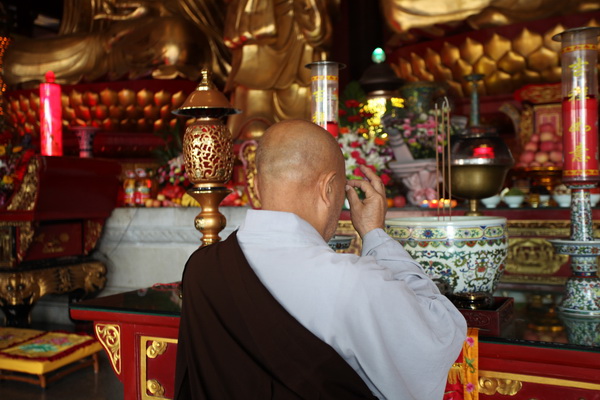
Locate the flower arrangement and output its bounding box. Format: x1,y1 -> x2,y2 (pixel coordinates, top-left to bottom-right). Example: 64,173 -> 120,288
338,82 -> 394,186
382,108 -> 445,160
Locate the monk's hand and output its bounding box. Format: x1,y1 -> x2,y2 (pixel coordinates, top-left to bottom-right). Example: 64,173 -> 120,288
345,165 -> 388,238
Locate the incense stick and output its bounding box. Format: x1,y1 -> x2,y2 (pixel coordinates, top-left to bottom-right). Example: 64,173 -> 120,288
435,104 -> 440,220
445,98 -> 452,220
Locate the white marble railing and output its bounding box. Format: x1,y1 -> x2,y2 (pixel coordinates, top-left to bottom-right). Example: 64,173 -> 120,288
32,206 -> 251,325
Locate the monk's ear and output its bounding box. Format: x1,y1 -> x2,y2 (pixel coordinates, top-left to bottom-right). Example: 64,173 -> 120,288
320,171 -> 337,207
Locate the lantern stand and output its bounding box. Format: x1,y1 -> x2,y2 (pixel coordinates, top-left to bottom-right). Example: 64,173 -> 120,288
549,27 -> 600,316
172,69 -> 241,247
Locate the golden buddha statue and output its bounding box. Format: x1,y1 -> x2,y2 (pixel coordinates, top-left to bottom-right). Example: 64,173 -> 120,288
4,0 -> 231,88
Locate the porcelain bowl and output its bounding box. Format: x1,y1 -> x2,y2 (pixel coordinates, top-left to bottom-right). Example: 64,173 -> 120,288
591,194 -> 600,207
502,195 -> 525,208
385,216 -> 508,297
481,195 -> 501,208
553,193 -> 571,208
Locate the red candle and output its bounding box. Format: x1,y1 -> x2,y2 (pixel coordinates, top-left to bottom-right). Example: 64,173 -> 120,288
39,71 -> 63,156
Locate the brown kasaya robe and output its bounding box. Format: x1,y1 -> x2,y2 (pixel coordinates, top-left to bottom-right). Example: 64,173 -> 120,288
174,232 -> 377,400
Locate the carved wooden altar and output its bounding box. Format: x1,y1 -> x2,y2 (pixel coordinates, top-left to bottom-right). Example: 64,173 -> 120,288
0,155 -> 121,326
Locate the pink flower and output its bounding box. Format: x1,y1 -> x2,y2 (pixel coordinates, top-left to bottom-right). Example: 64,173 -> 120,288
350,150 -> 361,159
466,336 -> 475,347
466,383 -> 475,392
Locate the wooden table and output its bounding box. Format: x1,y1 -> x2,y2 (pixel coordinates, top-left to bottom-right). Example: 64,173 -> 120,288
70,284 -> 600,400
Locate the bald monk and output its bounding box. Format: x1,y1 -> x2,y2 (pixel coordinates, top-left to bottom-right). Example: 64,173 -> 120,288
174,119 -> 467,399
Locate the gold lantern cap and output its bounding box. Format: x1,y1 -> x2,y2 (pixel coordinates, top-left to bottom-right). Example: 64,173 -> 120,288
172,69 -> 241,118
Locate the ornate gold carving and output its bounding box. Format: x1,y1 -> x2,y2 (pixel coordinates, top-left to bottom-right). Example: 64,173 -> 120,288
7,157 -> 39,211
479,370 -> 600,391
146,380 -> 165,397
140,336 -> 178,400
240,140 -> 260,209
146,341 -> 168,359
34,231 -> 70,254
16,222 -> 35,264
96,324 -> 121,375
479,376 -> 523,395
0,261 -> 107,306
0,226 -> 13,267
506,238 -> 569,275
84,220 -> 104,254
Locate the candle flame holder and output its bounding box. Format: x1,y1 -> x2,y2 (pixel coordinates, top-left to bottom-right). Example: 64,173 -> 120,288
172,69 -> 241,246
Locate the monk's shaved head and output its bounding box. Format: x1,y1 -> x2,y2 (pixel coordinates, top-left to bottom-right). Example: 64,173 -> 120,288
255,119 -> 346,240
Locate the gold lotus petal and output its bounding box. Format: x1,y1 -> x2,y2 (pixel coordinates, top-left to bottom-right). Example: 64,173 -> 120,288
440,42 -> 460,68
76,105 -> 91,120
61,93 -> 69,108
118,89 -> 136,107
19,95 -> 29,112
410,52 -> 434,81
160,104 -> 172,119
109,105 -> 124,119
29,93 -> 39,111
143,104 -> 159,120
391,58 -> 415,81
171,91 -> 186,109
484,33 -> 511,61
169,119 -> 179,130
83,91 -> 99,107
460,37 -> 483,65
541,67 -> 562,82
120,119 -> 136,131
154,90 -> 171,107
154,119 -> 165,132
486,70 -> 513,95
10,99 -> 19,113
528,46 -> 559,72
125,105 -> 142,119
544,24 -> 566,52
26,109 -> 37,124
93,104 -> 108,120
513,28 -> 542,57
452,59 -> 473,83
513,70 -> 542,88
425,48 -> 452,80
445,80 -> 464,97
498,51 -> 526,74
70,90 -> 83,107
100,88 -> 118,106
474,55 -> 497,84
63,107 -> 76,121
102,118 -> 118,131
136,89 -> 153,107
91,119 -> 101,128
137,118 -> 151,132
24,122 -> 34,134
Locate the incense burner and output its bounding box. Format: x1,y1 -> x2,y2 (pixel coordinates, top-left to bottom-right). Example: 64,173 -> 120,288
386,216 -> 508,308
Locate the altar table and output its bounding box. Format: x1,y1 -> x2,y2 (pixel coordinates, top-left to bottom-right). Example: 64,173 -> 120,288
70,284 -> 600,400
